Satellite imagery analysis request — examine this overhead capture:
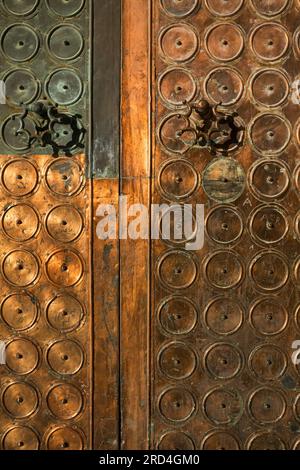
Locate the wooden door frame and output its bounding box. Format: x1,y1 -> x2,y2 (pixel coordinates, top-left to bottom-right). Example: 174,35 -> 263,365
92,0 -> 151,450
120,0 -> 152,450
92,0 -> 121,450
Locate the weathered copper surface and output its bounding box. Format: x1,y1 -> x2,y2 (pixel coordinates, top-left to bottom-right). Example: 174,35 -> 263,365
0,0 -> 122,451
2,0 -> 300,452
0,1 -> 89,155
0,0 -> 93,446
151,0 -> 300,450
0,153 -> 92,450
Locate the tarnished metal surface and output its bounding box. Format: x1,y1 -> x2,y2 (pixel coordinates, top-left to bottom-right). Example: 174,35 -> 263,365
0,0 -> 89,156
152,0 -> 300,450
0,0 -> 93,451
0,0 -> 122,451
0,153 -> 91,450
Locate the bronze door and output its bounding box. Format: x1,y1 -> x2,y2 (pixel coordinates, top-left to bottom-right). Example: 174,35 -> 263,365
121,0 -> 300,451
1,0 -> 300,452
149,0 -> 300,451
0,0 -> 121,450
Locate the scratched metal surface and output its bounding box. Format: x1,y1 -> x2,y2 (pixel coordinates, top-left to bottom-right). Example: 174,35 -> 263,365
152,0 -> 300,450
0,0 -> 90,156
0,0 -> 92,451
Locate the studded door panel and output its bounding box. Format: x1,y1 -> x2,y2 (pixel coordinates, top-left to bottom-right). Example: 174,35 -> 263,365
152,0 -> 300,450
0,1 -> 92,450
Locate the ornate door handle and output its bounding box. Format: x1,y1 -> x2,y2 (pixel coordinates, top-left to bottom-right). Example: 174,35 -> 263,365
176,99 -> 245,156
12,100 -> 85,156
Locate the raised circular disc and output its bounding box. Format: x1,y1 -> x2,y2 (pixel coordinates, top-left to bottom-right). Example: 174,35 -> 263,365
46,69 -> 83,106
46,0 -> 85,16
250,297 -> 288,336
2,0 -> 40,16
203,159 -> 246,204
47,384 -> 83,420
160,24 -> 198,62
159,114 -> 193,154
159,160 -> 198,200
2,250 -> 39,287
204,251 -> 244,289
160,0 -> 199,18
3,204 -> 39,242
2,426 -> 39,450
158,250 -> 197,290
47,340 -> 84,375
203,387 -> 242,426
3,382 -> 39,418
249,159 -> 290,201
204,298 -> 243,335
205,67 -> 244,106
293,438 -> 300,450
158,205 -> 197,246
249,345 -> 287,381
294,27 -> 300,57
46,294 -> 84,332
295,163 -> 300,192
45,158 -> 83,196
251,0 -> 290,17
48,25 -> 84,61
293,395 -> 300,422
4,69 -> 39,106
250,114 -> 290,155
1,293 -> 38,331
249,204 -> 288,244
205,24 -> 244,62
46,427 -> 84,450
1,159 -> 38,196
293,257 -> 300,287
251,69 -> 289,107
201,431 -> 240,450
247,432 -> 286,450
250,23 -> 289,62
204,343 -> 243,379
159,68 -> 196,106
46,205 -> 83,243
205,0 -> 244,16
159,388 -> 196,422
46,250 -> 83,287
1,24 -> 39,62
158,297 -> 198,335
5,338 -> 39,375
158,432 -> 195,450
295,305 -> 300,332
248,387 -> 286,424
206,206 -> 243,244
2,115 -> 36,152
250,250 -> 289,291
158,342 -> 197,380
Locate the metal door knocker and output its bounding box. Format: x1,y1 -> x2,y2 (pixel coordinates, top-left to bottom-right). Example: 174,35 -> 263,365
176,99 -> 245,156
13,100 -> 85,156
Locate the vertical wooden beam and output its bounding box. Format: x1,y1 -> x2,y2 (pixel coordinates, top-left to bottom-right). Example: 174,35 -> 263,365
92,180 -> 120,450
120,0 -> 151,449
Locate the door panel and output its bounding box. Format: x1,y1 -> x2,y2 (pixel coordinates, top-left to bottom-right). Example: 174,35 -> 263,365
150,0 -> 300,450
0,0 -> 120,450
0,0 -> 92,450
1,0 -> 300,452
